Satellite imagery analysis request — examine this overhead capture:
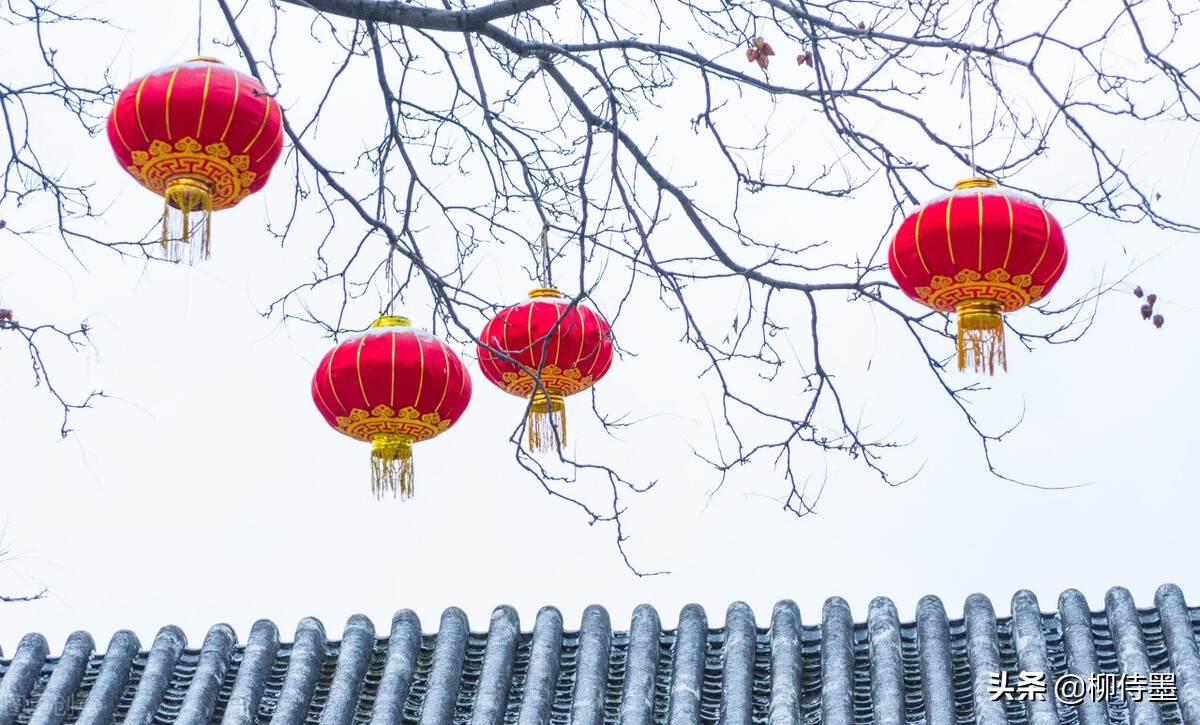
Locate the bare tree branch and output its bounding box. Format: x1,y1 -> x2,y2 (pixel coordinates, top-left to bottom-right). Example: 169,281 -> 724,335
276,0 -> 558,32
3,0 -> 1196,572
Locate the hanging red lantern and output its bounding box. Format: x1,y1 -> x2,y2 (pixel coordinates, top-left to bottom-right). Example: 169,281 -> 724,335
106,57 -> 284,263
888,178 -> 1068,374
311,316 -> 472,499
477,288 -> 614,451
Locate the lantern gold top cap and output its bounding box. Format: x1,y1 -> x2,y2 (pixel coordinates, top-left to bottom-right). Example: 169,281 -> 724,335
954,178 -> 998,190
371,315 -> 411,328
956,300 -> 1004,316
189,56 -> 224,64
528,287 -> 565,299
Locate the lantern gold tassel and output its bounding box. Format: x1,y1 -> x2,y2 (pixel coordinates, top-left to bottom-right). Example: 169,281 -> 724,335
371,433 -> 415,500
162,177 -> 214,264
528,389 -> 566,452
957,300 -> 1006,375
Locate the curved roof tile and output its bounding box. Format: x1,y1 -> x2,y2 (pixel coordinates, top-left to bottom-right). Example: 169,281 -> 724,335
3,585 -> 1198,725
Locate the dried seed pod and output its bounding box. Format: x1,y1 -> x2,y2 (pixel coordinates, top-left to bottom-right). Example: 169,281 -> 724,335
1141,303 -> 1153,319
857,20 -> 866,29
1147,293 -> 1157,306
1153,314 -> 1164,328
1134,286 -> 1143,298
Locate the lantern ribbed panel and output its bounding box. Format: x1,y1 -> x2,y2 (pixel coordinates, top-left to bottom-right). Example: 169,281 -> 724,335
107,58 -> 285,262
107,58 -> 283,209
312,324 -> 472,444
887,180 -> 1069,374
888,182 -> 1068,313
476,291 -> 614,399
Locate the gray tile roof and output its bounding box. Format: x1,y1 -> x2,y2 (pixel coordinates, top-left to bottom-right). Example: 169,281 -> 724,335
2,584 -> 1198,725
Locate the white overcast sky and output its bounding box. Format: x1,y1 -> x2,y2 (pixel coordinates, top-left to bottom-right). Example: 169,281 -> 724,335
2,1 -> 1199,654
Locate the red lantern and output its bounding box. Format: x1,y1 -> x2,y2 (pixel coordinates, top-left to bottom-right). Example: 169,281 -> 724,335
477,288 -> 614,451
888,178 -> 1068,374
311,316 -> 472,499
106,58 -> 284,263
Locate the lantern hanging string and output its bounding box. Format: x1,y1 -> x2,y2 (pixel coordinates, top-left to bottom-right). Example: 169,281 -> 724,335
385,243 -> 395,316
961,53 -> 977,178
196,0 -> 203,56
539,223 -> 552,289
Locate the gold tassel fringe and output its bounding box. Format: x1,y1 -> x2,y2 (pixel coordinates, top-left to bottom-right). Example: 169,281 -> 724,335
528,390 -> 566,453
162,178 -> 214,264
371,433 -> 415,500
956,301 -> 1006,375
